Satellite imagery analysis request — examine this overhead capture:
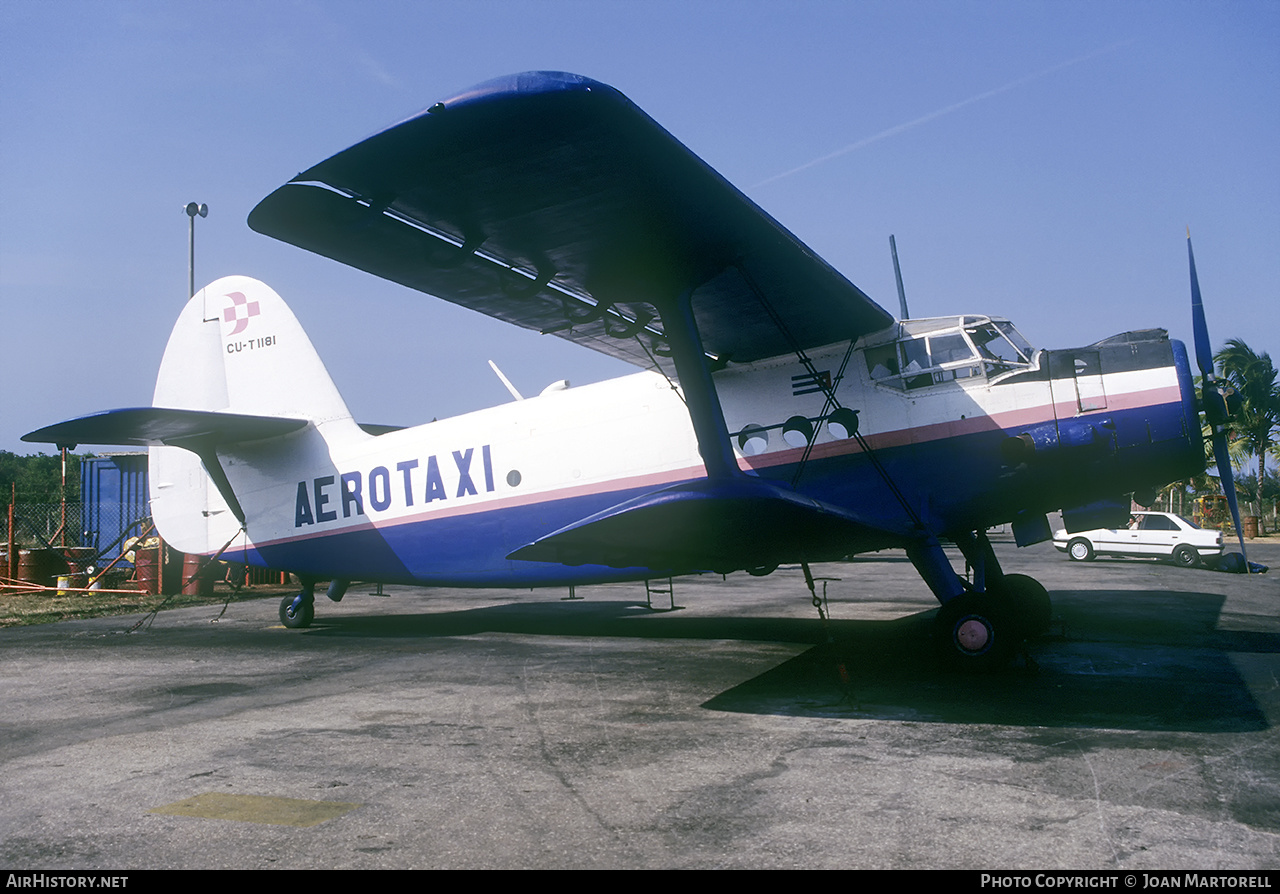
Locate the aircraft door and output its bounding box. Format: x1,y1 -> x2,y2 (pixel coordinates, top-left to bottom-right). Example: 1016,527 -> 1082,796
1049,349 -> 1108,416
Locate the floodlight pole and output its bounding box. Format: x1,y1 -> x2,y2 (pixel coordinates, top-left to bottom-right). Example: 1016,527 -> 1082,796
184,202 -> 208,299
173,202 -> 208,595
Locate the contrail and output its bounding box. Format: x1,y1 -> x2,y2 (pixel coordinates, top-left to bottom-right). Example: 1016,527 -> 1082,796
752,40 -> 1135,189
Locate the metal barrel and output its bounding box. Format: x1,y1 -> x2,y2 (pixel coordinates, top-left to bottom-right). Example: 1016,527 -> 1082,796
134,548 -> 160,595
180,554 -> 215,597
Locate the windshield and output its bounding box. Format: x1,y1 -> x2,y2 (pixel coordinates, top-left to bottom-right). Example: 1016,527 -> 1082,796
965,321 -> 1033,375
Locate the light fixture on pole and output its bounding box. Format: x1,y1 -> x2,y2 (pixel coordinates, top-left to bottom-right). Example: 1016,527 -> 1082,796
184,202 -> 208,299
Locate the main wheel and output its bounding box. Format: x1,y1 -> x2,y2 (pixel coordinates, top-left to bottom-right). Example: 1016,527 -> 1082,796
1172,544 -> 1200,568
934,593 -> 1018,671
999,573 -> 1052,636
1067,538 -> 1094,562
279,594 -> 315,629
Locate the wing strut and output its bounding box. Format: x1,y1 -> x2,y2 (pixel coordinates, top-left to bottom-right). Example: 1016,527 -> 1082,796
656,288 -> 740,480
508,273 -> 894,572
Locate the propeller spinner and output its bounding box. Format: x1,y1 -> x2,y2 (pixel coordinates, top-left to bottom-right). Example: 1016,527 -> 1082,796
1187,231 -> 1250,570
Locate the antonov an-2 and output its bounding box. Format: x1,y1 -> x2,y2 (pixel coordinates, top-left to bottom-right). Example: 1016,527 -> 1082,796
28,72 -> 1238,669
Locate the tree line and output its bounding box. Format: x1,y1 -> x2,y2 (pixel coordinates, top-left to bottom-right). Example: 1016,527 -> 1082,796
0,451 -> 86,504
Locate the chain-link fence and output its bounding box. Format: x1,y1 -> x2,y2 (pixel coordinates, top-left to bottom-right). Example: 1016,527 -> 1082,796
2,502 -> 87,550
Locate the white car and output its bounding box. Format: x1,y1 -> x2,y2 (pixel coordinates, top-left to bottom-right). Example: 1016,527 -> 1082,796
1052,511 -> 1223,568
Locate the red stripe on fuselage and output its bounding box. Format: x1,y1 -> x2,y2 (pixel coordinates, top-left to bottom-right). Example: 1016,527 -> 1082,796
240,383 -> 1182,552
740,383 -> 1182,472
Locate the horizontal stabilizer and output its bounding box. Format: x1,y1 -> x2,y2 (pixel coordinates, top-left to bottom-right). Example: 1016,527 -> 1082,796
508,478 -> 882,573
24,408 -> 310,527
22,407 -> 308,449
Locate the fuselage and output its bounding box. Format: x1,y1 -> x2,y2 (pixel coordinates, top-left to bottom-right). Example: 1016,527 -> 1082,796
214,315 -> 1202,586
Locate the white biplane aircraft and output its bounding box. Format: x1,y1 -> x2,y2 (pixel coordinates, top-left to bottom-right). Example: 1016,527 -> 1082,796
26,72 -> 1246,669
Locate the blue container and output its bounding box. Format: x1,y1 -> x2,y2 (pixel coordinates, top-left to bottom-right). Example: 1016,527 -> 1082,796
80,453 -> 150,563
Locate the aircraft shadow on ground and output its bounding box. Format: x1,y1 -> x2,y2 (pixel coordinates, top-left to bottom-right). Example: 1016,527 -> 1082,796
305,587 -> 1276,733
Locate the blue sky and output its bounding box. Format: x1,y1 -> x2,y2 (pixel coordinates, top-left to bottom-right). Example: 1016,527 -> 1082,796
2,0 -> 1277,455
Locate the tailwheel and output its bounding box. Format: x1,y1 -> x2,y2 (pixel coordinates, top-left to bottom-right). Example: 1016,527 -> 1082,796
279,593 -> 315,629
934,593 -> 1018,671
998,573 -> 1052,637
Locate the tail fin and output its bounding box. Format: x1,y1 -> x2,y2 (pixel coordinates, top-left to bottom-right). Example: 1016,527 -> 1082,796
149,276 -> 359,554
154,275 -> 354,425
24,277 -> 358,557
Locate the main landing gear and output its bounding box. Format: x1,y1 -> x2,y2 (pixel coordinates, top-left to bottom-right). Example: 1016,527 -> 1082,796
907,532 -> 1051,671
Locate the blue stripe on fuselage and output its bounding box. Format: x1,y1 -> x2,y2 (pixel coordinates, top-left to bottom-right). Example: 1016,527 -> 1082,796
239,394 -> 1198,587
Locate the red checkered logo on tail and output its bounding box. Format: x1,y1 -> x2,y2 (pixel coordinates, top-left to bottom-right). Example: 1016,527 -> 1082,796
223,291 -> 260,335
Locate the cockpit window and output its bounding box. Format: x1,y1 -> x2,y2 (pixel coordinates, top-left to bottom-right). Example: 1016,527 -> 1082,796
929,333 -> 973,366
965,321 -> 1033,375
899,337 -> 931,374
996,322 -> 1034,359
865,316 -> 1036,390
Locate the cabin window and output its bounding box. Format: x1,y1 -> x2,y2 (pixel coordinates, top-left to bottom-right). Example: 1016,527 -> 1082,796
738,424 -> 769,456
782,415 -> 813,448
866,344 -> 899,380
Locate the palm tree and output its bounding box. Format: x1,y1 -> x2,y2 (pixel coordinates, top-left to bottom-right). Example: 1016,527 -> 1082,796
1214,339 -> 1280,516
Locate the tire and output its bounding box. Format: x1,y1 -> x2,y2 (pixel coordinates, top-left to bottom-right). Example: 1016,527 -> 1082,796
279,594 -> 314,628
999,573 -> 1052,636
1172,545 -> 1199,568
1067,538 -> 1094,562
933,593 -> 1018,671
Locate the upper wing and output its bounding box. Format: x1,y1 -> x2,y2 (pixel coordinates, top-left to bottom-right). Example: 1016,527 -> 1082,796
248,71 -> 893,368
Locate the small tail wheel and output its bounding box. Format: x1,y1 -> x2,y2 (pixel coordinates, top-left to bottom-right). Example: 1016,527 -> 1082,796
279,594 -> 315,628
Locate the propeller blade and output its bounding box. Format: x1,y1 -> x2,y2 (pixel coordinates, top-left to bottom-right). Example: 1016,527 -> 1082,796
1187,231 -> 1215,381
1189,231 -> 1250,569
1210,430 -> 1249,565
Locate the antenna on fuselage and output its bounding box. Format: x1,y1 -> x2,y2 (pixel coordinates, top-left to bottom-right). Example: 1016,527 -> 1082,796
890,234 -> 909,321
488,360 -> 524,401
